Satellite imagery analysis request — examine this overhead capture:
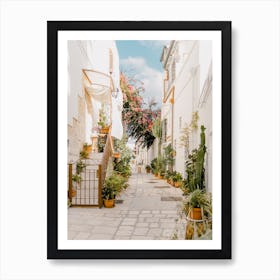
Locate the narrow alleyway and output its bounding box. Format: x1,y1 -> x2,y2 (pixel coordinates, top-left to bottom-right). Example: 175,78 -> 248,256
68,172 -> 186,240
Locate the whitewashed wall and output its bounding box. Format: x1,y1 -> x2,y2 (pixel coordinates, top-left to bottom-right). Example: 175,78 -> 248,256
197,41 -> 213,191
161,40 -> 213,187
67,40 -> 121,160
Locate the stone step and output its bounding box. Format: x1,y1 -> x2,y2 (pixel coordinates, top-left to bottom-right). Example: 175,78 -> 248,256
80,153 -> 103,166
89,152 -> 104,160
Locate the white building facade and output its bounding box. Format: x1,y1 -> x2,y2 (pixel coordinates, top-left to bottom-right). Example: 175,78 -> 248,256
67,40 -> 123,162
160,40 -> 213,192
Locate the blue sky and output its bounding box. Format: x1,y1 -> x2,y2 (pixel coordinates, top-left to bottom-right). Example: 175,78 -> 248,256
116,40 -> 166,71
116,40 -> 169,107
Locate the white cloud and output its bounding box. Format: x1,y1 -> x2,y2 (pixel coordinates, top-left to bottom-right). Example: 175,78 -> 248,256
138,40 -> 170,49
120,57 -> 163,108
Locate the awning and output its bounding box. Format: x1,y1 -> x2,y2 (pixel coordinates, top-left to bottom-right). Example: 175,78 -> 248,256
83,69 -> 113,103
82,68 -> 123,140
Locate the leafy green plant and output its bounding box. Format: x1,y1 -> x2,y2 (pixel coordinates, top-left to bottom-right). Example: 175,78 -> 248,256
185,125 -> 207,192
72,174 -> 81,185
154,156 -> 166,174
76,160 -> 86,175
183,189 -> 212,218
150,158 -> 157,174
152,117 -> 162,139
180,111 -> 199,152
190,111 -> 199,130
152,117 -> 163,160
97,135 -> 107,152
83,142 -> 89,148
79,150 -> 88,159
180,179 -> 190,195
102,172 -> 127,200
113,136 -> 132,178
164,170 -> 172,179
145,165 -> 151,172
102,185 -> 117,200
163,144 -> 175,170
172,172 -> 182,183
98,103 -> 109,128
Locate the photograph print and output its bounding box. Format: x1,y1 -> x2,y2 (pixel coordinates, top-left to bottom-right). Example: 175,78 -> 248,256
48,21 -> 231,259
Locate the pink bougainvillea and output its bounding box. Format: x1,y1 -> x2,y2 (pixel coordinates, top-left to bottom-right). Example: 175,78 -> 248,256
120,73 -> 160,148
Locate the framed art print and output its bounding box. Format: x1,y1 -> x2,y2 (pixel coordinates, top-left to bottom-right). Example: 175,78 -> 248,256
47,21 -> 231,259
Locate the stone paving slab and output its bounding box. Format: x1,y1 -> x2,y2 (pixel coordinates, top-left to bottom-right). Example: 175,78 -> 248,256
68,173 -> 186,240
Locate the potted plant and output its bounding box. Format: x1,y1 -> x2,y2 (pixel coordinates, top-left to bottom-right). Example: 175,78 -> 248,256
150,158 -> 156,175
83,142 -> 92,154
100,126 -> 110,134
163,144 -> 175,171
184,189 -> 211,220
97,134 -> 107,152
102,185 -> 116,208
159,170 -> 165,179
185,125 -> 207,192
113,152 -> 121,158
169,171 -> 177,186
69,174 -> 81,198
76,160 -> 86,174
172,172 -> 182,187
98,104 -> 110,134
68,188 -> 77,198
154,156 -> 165,178
102,173 -> 124,208
145,165 -> 151,174
80,150 -> 89,159
180,179 -> 190,196
164,170 -> 172,183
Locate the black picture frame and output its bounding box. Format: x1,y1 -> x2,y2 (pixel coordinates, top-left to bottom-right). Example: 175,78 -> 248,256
47,21 -> 231,259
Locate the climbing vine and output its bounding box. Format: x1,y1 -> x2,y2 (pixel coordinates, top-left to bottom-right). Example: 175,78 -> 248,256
179,111 -> 199,153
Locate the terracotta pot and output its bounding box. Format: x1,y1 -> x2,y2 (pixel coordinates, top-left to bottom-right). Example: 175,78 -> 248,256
68,189 -> 77,198
190,208 -> 202,220
103,199 -> 115,208
113,152 -> 120,158
84,145 -> 92,154
100,127 -> 109,134
174,181 -> 181,188
185,223 -> 194,240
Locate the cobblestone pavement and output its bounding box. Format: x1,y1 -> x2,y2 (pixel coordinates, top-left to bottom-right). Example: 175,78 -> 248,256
68,172 -> 187,240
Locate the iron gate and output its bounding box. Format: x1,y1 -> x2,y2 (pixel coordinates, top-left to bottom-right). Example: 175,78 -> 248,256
68,162 -> 102,207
